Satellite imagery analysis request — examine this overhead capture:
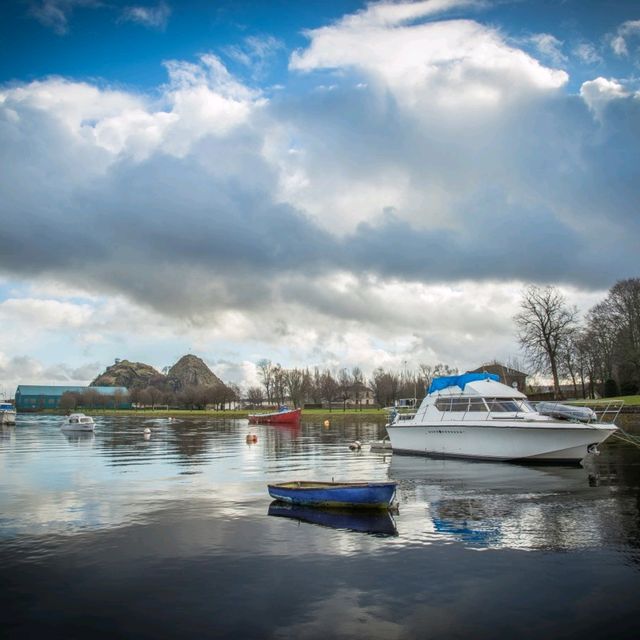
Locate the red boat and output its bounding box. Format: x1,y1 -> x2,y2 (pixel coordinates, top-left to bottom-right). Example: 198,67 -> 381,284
248,406 -> 302,425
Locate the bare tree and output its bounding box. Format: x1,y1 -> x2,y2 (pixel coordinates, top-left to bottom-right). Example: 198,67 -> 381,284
370,368 -> 399,408
514,285 -> 578,399
59,391 -> 78,412
257,359 -> 275,404
320,370 -> 339,411
351,367 -> 364,411
338,368 -> 353,411
284,368 -> 305,408
246,386 -> 264,408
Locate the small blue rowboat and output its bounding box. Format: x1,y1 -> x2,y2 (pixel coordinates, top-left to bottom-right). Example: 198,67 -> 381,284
267,481 -> 397,509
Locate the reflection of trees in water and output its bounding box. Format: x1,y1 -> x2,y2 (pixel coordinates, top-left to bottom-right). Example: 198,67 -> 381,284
590,442 -> 640,552
259,417 -> 389,458
167,420 -> 237,465
98,418 -> 237,467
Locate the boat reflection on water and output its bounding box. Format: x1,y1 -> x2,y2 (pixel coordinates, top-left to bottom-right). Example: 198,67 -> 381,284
62,431 -> 96,446
268,501 -> 398,536
389,454 -> 590,490
389,454 -> 611,550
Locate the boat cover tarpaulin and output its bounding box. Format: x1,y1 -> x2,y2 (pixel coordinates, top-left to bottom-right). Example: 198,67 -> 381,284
428,373 -> 500,394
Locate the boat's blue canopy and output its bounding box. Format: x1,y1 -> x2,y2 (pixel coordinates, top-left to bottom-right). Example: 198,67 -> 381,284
428,372 -> 500,394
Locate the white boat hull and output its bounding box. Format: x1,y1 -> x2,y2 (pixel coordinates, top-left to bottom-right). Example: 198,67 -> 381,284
387,421 -> 617,463
0,411 -> 16,426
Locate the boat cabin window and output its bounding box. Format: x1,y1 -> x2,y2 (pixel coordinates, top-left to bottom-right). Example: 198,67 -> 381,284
435,398 -> 488,412
70,417 -> 79,423
486,399 -> 521,412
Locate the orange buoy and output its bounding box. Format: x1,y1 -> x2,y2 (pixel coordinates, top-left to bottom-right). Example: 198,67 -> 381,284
323,419 -> 330,428
246,434 -> 258,443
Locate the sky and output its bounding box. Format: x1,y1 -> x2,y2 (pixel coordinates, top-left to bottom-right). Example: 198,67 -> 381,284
0,0 -> 639,396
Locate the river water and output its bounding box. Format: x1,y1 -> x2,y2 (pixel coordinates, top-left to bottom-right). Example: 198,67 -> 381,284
1,414 -> 639,639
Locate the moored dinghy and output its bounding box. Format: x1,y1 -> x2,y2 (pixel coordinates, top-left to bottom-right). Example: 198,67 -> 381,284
267,481 -> 397,509
248,406 -> 301,425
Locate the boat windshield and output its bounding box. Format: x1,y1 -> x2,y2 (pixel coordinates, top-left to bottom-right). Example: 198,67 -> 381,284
435,398 -> 488,412
485,398 -> 531,412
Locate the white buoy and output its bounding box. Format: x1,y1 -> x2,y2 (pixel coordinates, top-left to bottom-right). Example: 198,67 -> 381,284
144,427 -> 151,434
349,440 -> 361,450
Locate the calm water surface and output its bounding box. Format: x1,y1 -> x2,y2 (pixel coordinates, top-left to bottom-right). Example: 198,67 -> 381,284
1,414 -> 639,639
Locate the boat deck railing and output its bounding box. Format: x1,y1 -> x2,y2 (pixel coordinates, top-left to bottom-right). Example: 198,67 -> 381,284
390,398 -> 625,425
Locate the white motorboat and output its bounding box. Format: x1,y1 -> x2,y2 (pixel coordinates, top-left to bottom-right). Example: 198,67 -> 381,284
386,373 -> 620,464
0,403 -> 16,426
61,413 -> 95,432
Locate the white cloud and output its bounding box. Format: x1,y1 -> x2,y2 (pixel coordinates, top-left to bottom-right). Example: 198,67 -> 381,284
29,0 -> 101,35
580,77 -> 629,118
610,19 -> 640,57
573,42 -> 602,65
530,33 -> 567,67
224,35 -> 285,79
120,2 -> 171,30
290,4 -> 568,113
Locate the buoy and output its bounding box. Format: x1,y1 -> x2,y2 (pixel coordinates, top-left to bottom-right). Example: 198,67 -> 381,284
144,427 -> 151,434
349,440 -> 361,450
246,434 -> 258,443
323,419 -> 330,428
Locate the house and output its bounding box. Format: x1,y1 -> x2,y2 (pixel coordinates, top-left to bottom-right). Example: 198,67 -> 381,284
467,363 -> 528,392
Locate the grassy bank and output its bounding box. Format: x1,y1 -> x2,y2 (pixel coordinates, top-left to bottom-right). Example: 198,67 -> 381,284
569,395 -> 640,407
56,407 -> 390,419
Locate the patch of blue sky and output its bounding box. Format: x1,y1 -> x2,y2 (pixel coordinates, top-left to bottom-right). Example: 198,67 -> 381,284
1,1 -> 638,95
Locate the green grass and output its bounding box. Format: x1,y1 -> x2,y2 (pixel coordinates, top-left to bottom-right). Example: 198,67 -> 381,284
60,407 -> 390,419
570,395 -> 640,406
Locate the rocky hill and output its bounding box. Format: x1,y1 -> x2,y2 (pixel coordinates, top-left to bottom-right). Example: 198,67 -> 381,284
91,355 -> 229,392
167,354 -> 225,391
90,359 -> 164,389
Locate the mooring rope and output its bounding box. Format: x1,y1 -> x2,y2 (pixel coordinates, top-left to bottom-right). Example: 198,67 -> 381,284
612,427 -> 640,449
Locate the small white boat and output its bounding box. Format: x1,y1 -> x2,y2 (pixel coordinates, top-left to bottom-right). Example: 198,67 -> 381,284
0,403 -> 16,426
386,373 -> 620,464
61,413 -> 95,432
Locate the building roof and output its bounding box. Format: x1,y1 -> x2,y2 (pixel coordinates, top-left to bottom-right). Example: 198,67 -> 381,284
16,385 -> 128,396
469,363 -> 528,377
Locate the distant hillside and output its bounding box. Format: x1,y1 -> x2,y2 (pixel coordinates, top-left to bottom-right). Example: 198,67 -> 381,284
167,354 -> 226,391
91,355 -> 229,392
90,359 -> 164,389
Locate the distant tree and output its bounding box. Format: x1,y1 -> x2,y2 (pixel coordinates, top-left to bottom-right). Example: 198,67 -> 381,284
351,367 -> 364,410
370,368 -> 399,408
271,365 -> 287,406
246,386 -> 264,408
59,392 -> 78,412
337,368 -> 353,411
320,370 -> 339,411
82,388 -> 102,409
514,285 -> 578,399
284,368 -> 305,408
257,359 -> 275,404
310,367 -> 324,405
602,278 -> 640,389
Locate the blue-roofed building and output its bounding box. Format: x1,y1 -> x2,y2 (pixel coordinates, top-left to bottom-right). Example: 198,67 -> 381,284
15,385 -> 130,411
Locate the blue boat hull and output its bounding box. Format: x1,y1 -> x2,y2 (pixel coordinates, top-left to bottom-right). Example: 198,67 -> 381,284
267,481 -> 397,509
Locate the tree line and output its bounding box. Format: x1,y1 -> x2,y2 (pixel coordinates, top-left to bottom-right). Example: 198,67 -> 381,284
59,383 -> 241,411
515,278 -> 640,399
246,360 -> 459,410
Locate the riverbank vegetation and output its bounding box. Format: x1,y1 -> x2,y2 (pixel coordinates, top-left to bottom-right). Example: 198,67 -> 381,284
515,278 -> 640,400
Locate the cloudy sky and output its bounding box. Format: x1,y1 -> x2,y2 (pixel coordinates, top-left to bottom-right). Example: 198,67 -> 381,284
0,0 -> 638,396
